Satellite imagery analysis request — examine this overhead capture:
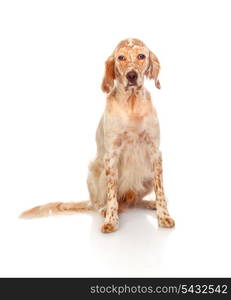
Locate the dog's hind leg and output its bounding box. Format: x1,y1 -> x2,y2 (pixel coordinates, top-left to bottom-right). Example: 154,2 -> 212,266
137,200 -> 156,210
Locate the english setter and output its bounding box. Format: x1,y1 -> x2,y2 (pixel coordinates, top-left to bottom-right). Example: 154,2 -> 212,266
21,38 -> 175,233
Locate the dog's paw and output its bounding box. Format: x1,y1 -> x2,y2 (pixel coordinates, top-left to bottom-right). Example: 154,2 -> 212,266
146,201 -> 156,210
158,216 -> 175,228
101,222 -> 118,233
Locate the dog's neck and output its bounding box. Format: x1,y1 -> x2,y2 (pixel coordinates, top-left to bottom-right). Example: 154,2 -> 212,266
106,81 -> 153,122
107,82 -> 152,116
113,81 -> 146,103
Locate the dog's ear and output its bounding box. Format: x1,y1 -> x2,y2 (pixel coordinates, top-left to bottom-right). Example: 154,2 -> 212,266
145,51 -> 161,89
101,55 -> 115,93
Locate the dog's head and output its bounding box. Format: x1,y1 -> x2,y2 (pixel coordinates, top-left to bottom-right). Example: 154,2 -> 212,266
101,38 -> 161,93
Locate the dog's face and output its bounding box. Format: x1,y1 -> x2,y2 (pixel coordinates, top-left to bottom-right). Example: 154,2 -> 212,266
102,38 -> 161,93
114,39 -> 150,90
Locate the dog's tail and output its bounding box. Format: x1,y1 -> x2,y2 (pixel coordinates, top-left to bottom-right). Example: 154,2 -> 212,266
19,201 -> 92,219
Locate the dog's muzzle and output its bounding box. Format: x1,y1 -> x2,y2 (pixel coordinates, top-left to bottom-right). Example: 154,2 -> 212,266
126,70 -> 138,85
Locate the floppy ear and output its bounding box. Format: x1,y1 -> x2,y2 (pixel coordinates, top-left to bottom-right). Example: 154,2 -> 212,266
145,51 -> 161,89
101,55 -> 115,93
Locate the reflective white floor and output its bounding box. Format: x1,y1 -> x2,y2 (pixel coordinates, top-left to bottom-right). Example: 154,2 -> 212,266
1,196 -> 230,277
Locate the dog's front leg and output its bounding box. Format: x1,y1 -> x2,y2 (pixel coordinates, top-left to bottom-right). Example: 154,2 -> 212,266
153,151 -> 175,228
101,147 -> 121,233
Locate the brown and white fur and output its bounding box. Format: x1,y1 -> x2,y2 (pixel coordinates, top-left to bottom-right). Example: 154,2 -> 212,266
20,38 -> 175,233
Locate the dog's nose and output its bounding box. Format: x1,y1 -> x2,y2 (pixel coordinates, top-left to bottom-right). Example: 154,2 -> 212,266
126,71 -> 138,82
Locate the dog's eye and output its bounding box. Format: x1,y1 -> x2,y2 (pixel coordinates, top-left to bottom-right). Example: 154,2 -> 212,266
137,54 -> 146,60
118,55 -> 126,61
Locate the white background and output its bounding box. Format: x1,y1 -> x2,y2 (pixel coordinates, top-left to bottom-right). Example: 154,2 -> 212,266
0,0 -> 231,277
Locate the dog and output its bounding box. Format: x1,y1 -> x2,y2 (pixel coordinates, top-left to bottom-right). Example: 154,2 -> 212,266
20,38 -> 175,233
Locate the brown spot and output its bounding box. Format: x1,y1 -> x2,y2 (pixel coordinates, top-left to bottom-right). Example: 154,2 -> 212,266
118,191 -> 137,212
139,130 -> 146,139
108,178 -> 113,185
116,38 -> 145,49
89,160 -> 103,177
158,217 -> 175,228
113,137 -> 122,147
127,93 -> 136,110
101,223 -> 117,233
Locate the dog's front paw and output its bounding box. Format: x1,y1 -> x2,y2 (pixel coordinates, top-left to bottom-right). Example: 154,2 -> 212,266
158,216 -> 175,228
101,222 -> 118,233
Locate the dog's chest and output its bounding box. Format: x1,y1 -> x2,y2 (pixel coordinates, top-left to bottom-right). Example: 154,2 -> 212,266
117,129 -> 155,194
105,94 -> 160,149
105,96 -> 160,194
118,108 -> 159,146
